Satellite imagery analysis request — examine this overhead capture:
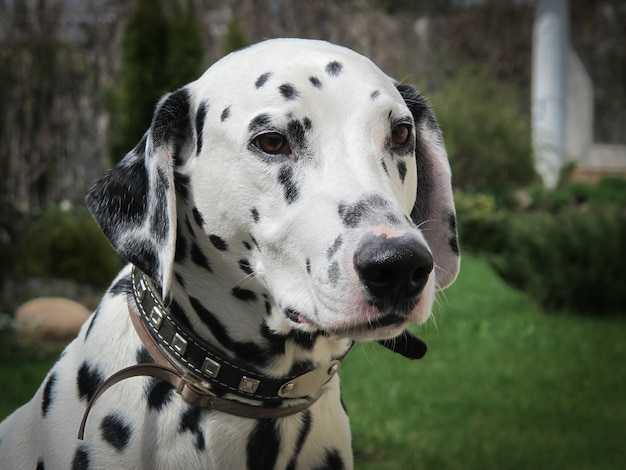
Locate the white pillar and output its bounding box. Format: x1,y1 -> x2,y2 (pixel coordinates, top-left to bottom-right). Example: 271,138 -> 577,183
532,0 -> 569,188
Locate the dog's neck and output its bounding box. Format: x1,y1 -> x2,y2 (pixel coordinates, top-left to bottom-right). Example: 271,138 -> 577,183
165,206 -> 352,380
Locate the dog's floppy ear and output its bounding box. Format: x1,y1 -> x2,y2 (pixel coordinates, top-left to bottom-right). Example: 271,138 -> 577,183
86,88 -> 195,297
396,83 -> 460,289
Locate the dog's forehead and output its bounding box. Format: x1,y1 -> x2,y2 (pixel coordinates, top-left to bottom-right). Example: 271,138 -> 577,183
191,39 -> 401,106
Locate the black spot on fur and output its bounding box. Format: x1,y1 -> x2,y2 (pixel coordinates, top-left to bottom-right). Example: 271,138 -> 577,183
86,145 -> 148,240
101,413 -> 132,451
286,410 -> 313,470
325,61 -> 343,76
151,89 -> 191,152
255,72 -> 272,89
279,83 -> 299,101
220,106 -> 231,122
328,261 -> 340,284
179,407 -> 206,452
397,160 -> 407,183
175,173 -> 191,201
189,297 -> 233,350
303,117 -> 312,130
338,194 -> 390,228
238,259 -> 254,276
42,372 -> 56,416
249,113 -> 272,133
305,258 -> 311,274
191,242 -> 212,272
195,100 -> 207,156
315,448 -> 344,470
446,212 -> 460,255
309,76 -> 322,88
146,378 -> 175,411
243,240 -> 252,250
169,299 -> 192,330
136,346 -> 154,364
232,287 -> 257,302
72,445 -> 91,470
150,184 -> 169,243
251,207 -> 260,223
327,235 -> 343,259
278,165 -> 299,204
107,275 -> 132,296
209,234 -> 228,251
37,459 -> 45,470
247,420 -> 279,469
77,362 -> 104,402
175,270 -> 186,287
192,207 -> 205,227
381,158 -> 389,175
370,90 -> 381,100
287,119 -> 307,149
386,212 -> 401,226
175,224 -> 188,263
84,307 -> 100,341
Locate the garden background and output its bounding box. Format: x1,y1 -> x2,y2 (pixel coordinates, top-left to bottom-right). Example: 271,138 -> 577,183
1,1 -> 625,468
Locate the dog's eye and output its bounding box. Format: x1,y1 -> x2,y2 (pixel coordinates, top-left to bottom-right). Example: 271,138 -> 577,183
254,132 -> 290,155
391,124 -> 411,148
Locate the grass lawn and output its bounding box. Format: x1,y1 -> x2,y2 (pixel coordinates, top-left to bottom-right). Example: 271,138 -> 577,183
343,254 -> 626,469
1,255 -> 624,469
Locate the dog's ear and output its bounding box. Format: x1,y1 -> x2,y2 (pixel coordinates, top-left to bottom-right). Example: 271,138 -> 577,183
86,88 -> 195,297
396,84 -> 460,289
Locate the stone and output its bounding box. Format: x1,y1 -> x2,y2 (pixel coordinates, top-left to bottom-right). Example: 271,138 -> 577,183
15,297 -> 90,340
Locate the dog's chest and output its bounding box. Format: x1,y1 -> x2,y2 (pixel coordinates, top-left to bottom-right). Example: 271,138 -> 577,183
21,285 -> 352,469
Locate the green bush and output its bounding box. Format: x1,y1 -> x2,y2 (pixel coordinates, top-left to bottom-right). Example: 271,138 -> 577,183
454,191 -> 510,254
530,177 -> 626,212
13,208 -> 124,287
428,67 -> 537,195
490,208 -> 626,315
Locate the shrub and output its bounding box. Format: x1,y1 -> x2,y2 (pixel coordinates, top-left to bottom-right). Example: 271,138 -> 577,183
428,67 -> 537,195
454,191 -> 510,254
490,207 -> 626,316
529,177 -> 626,212
13,208 -> 124,287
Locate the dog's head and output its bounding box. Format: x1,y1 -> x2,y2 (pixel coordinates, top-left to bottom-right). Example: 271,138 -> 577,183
88,39 -> 459,342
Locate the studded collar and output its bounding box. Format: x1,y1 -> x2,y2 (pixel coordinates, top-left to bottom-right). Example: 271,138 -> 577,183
129,267 -> 343,401
78,266 -> 345,439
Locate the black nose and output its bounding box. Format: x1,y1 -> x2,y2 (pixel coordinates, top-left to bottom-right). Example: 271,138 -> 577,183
353,233 -> 434,304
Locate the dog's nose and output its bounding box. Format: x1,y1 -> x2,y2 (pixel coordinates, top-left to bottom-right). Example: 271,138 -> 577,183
353,233 -> 433,302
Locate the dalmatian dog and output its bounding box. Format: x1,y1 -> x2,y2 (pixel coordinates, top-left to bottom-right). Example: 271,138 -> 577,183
0,38 -> 459,469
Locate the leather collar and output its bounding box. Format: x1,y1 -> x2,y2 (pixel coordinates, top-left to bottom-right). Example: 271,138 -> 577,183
78,267 -> 344,439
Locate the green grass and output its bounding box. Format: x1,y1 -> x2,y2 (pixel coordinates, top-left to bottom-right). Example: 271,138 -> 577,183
0,358 -> 57,418
343,254 -> 626,469
1,255 -> 624,469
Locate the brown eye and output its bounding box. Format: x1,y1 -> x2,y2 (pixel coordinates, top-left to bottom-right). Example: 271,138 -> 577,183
391,124 -> 411,148
254,132 -> 290,155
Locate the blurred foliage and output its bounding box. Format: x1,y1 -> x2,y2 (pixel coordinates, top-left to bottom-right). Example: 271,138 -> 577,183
490,207 -> 626,316
427,66 -> 536,195
529,177 -> 626,212
457,177 -> 626,316
454,191 -> 509,255
12,208 -> 124,287
108,0 -> 205,164
222,15 -> 248,56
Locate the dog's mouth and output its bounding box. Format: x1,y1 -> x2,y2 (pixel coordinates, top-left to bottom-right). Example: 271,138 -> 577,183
284,308 -> 411,340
